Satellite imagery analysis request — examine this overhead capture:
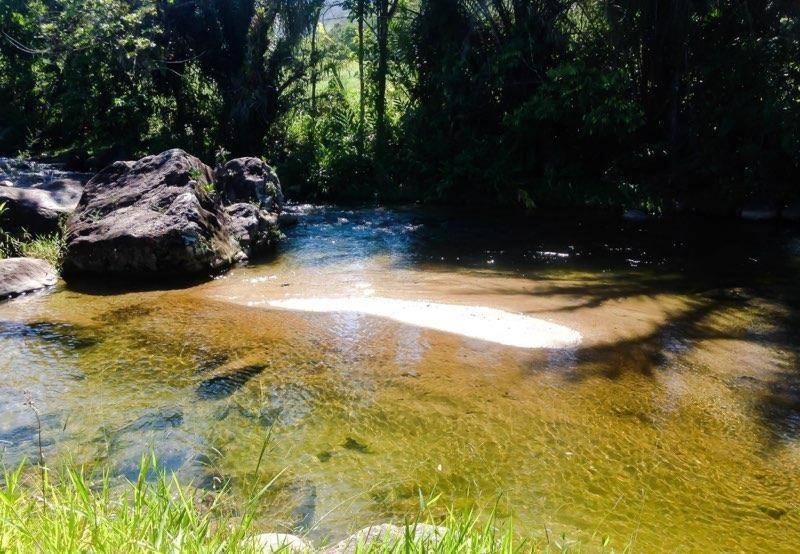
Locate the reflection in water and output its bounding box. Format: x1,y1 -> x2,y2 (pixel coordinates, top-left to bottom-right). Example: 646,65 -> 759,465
1,205 -> 800,550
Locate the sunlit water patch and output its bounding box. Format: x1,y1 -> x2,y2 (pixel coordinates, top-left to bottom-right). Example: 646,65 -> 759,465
266,297 -> 582,349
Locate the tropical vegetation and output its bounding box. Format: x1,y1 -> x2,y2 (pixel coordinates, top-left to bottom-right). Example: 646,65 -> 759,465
1,1 -> 798,211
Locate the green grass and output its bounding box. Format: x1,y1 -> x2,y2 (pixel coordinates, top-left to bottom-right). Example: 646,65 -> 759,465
0,457 -> 563,553
0,217 -> 67,271
0,457 -> 267,553
16,233 -> 67,270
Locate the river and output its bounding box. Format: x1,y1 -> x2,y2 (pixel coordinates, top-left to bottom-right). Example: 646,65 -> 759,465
1,203 -> 799,550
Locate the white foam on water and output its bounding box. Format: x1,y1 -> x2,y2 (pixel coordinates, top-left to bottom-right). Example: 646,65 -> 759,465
268,296 -> 582,349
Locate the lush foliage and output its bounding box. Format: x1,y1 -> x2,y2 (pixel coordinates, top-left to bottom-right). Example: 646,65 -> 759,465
0,0 -> 322,166
1,1 -> 799,212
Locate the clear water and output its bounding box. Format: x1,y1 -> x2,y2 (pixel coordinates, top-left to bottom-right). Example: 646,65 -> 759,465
2,204 -> 800,551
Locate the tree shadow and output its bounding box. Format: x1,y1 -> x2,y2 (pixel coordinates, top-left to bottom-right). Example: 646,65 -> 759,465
528,260 -> 800,448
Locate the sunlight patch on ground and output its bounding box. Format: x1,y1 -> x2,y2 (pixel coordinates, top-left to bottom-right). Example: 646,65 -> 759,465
267,296 -> 582,349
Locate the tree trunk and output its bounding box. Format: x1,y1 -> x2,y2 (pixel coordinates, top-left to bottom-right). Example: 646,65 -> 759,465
357,0 -> 366,159
375,0 -> 396,176
640,0 -> 689,150
310,7 -> 321,117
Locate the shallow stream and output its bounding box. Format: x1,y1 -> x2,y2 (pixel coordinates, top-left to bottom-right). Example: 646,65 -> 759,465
2,204 -> 800,550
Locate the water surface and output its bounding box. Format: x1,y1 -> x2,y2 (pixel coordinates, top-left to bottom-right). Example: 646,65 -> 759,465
2,205 -> 799,551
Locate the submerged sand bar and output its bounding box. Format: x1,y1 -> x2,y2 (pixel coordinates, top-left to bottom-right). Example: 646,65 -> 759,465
268,297 -> 582,349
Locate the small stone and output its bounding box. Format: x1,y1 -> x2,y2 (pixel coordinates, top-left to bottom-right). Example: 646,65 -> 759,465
323,523 -> 449,554
342,437 -> 369,453
248,533 -> 312,553
317,450 -> 332,462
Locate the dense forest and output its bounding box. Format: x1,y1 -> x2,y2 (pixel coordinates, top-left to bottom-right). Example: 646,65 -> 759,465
1,0 -> 799,213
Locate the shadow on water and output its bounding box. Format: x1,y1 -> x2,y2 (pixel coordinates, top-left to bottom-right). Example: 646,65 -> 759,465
524,243 -> 800,447
279,206 -> 800,449
63,273 -> 220,296
0,320 -> 101,351
752,290 -> 800,445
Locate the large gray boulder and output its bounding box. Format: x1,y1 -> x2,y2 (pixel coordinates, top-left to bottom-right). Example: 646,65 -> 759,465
215,157 -> 285,257
216,157 -> 284,211
0,178 -> 84,233
0,257 -> 58,300
224,203 -> 280,256
63,149 -> 244,279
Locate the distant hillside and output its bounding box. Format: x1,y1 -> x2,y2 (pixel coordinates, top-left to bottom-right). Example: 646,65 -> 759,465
323,3 -> 348,26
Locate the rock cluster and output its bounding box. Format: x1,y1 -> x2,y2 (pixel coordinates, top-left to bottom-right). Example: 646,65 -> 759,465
248,523 -> 448,554
217,157 -> 285,258
62,149 -> 285,279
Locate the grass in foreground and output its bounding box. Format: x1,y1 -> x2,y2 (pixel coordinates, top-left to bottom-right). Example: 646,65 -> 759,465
0,459 -> 252,553
0,230 -> 67,271
0,458 -> 558,553
0,204 -> 67,270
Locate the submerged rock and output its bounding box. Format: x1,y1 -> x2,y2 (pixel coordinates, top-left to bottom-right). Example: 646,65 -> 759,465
258,384 -> 315,428
63,149 -> 243,279
0,257 -> 58,300
342,437 -> 370,453
284,480 -> 318,531
196,365 -> 265,400
112,435 -> 203,484
120,407 -> 183,433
